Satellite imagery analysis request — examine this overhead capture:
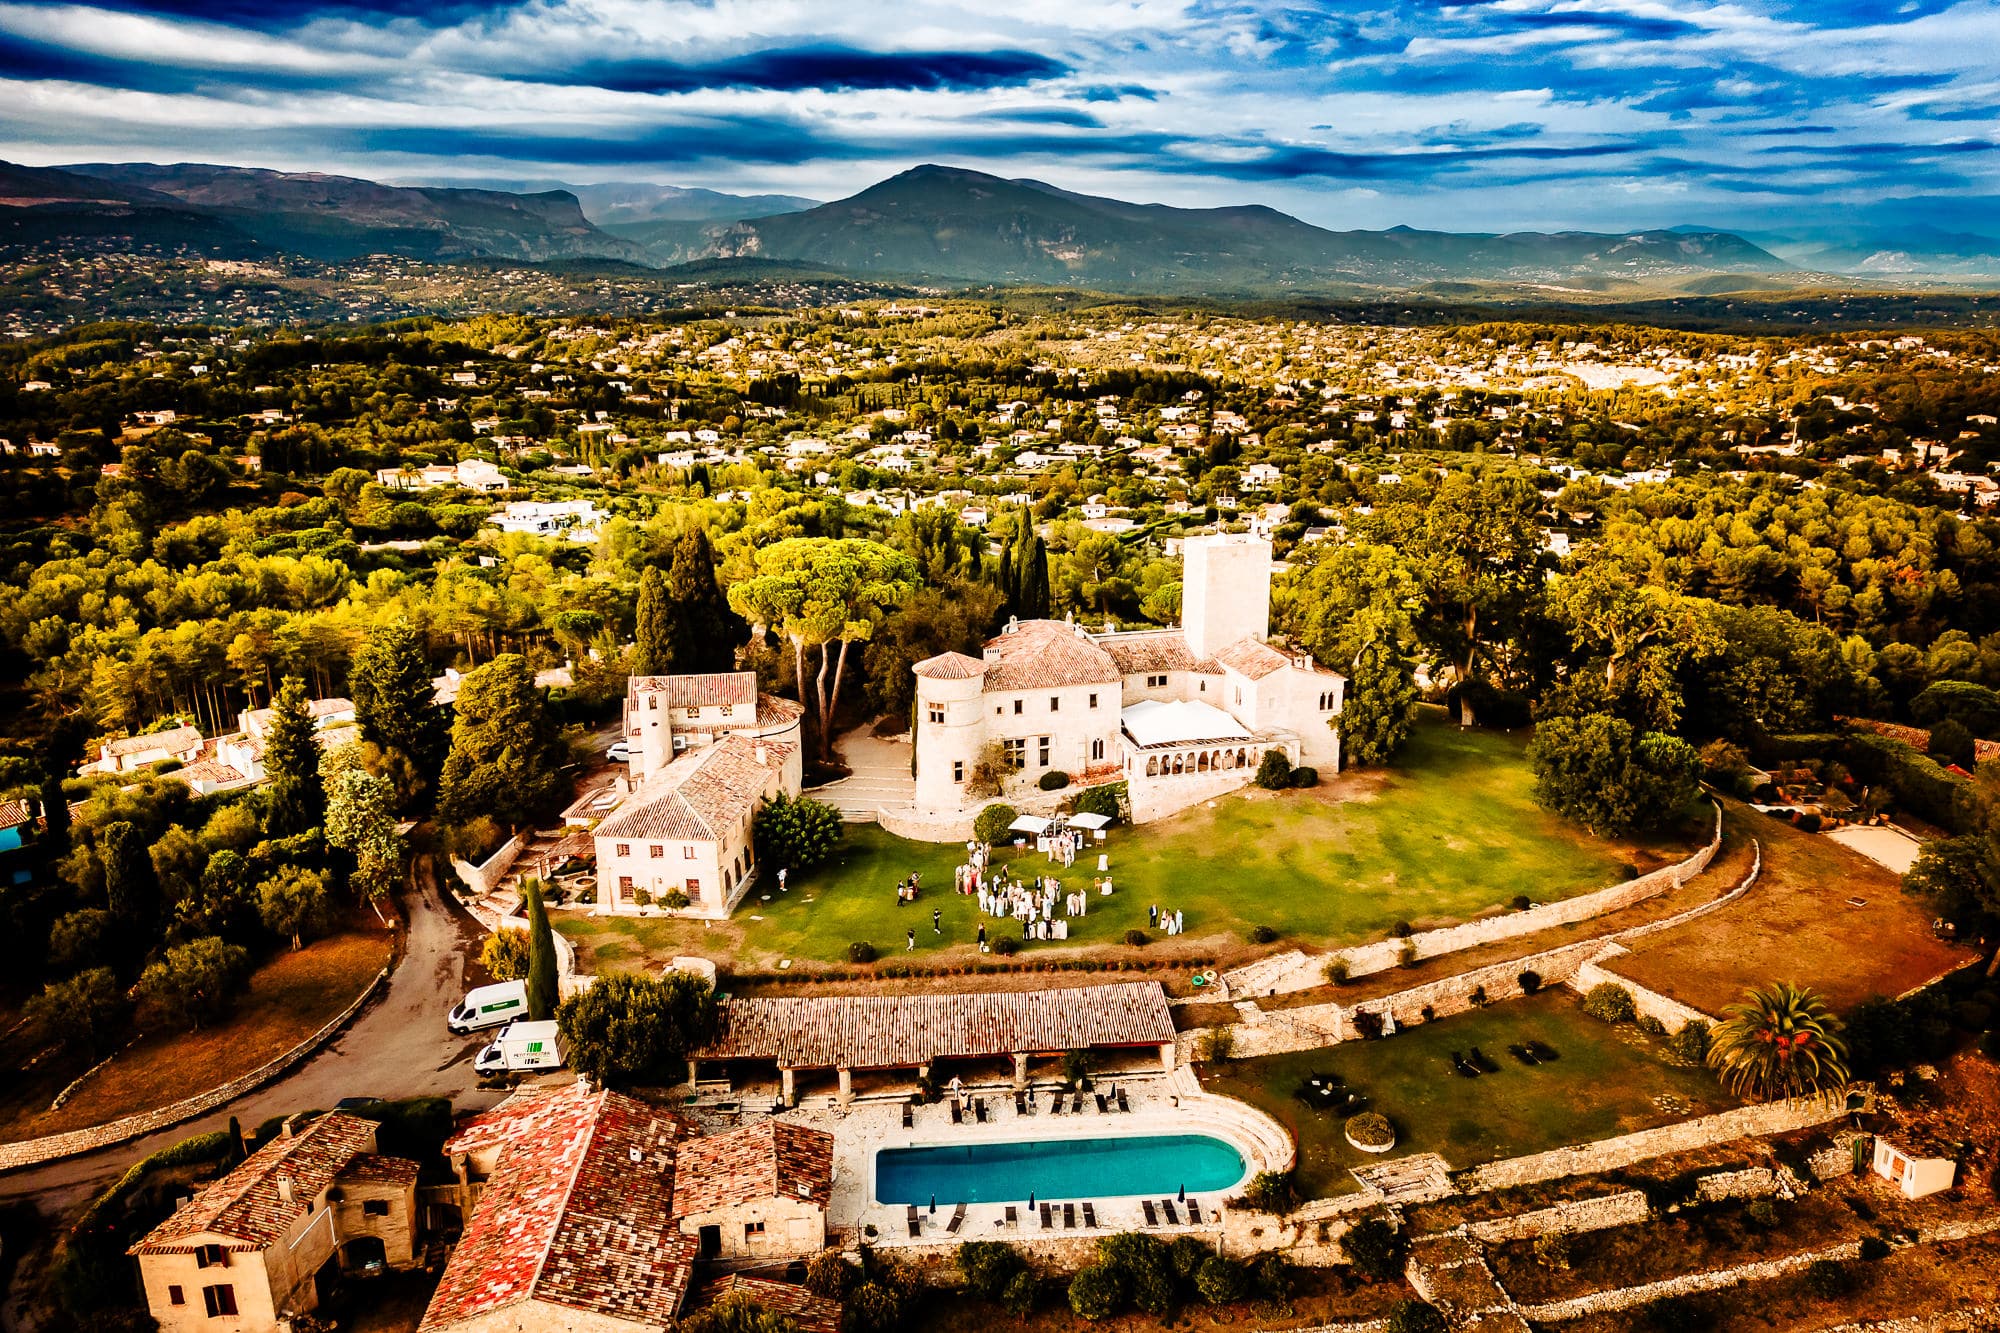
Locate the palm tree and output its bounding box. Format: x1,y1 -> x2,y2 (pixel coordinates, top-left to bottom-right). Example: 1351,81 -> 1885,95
1707,982 -> 1850,1103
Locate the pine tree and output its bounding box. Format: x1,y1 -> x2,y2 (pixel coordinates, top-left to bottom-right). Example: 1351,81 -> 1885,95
350,618 -> 446,805
664,529 -> 745,674
436,655 -> 570,829
524,879 -> 558,1022
263,675 -> 325,835
633,565 -> 670,676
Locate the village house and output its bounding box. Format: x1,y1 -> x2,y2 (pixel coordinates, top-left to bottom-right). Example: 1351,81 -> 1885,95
911,533 -> 1342,826
130,1112 -> 419,1333
92,724 -> 204,773
671,1120 -> 834,1261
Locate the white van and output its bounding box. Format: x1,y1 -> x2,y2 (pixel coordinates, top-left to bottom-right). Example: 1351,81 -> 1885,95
475,1020 -> 566,1075
448,980 -> 528,1034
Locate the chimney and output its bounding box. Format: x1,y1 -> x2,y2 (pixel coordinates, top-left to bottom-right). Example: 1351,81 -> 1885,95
280,1112 -> 308,1139
753,743 -> 768,766
276,1175 -> 295,1205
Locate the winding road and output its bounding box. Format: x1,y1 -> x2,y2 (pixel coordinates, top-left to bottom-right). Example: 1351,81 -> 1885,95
0,856 -> 503,1216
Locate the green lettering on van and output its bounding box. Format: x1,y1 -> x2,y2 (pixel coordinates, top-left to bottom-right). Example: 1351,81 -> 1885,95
479,999 -> 519,1014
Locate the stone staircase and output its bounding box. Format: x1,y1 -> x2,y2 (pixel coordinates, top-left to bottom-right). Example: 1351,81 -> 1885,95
813,732 -> 917,823
1216,949 -> 1316,1000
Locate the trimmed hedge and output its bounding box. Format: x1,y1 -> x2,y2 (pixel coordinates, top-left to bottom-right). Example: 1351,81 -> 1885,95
1842,733 -> 1973,832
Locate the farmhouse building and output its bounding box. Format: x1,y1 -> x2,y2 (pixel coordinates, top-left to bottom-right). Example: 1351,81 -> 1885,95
129,1112 -> 419,1333
911,533 -> 1343,824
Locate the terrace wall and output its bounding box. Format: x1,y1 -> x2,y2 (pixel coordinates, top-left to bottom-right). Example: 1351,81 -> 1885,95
451,832 -> 525,895
1569,946 -> 1721,1033
1465,1189 -> 1651,1244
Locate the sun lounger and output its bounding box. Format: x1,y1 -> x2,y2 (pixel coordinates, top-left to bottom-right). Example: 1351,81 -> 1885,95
1094,1093 -> 1109,1113
1116,1088 -> 1131,1113
903,1103 -> 914,1129
1186,1200 -> 1202,1223
976,1099 -> 988,1123
1082,1202 -> 1098,1228
1064,1203 -> 1076,1229
946,1202 -> 967,1235
1142,1200 -> 1159,1226
1039,1202 -> 1054,1229
1160,1200 -> 1180,1225
1072,1093 -> 1085,1113
950,1099 -> 963,1124
1015,1092 -> 1029,1115
1050,1096 -> 1065,1115
1509,1043 -> 1537,1066
1004,1204 -> 1018,1228
906,1205 -> 921,1237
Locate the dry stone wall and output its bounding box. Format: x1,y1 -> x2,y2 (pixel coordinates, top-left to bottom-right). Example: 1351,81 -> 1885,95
1465,1190 -> 1651,1243
450,832 -> 525,895
0,968 -> 389,1173
1692,1166 -> 1789,1203
1568,946 -> 1720,1032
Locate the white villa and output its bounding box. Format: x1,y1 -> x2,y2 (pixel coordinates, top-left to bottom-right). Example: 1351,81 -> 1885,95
911,533 -> 1344,825
589,672 -> 806,918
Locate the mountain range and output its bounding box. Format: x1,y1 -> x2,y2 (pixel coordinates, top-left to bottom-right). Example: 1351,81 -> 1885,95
10,157 -> 1987,293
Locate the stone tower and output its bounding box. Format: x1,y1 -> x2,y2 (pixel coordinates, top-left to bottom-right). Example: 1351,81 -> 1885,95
1181,532 -> 1272,661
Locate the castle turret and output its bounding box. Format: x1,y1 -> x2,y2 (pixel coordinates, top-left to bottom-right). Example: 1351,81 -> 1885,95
1182,532 -> 1272,661
911,652 -> 990,814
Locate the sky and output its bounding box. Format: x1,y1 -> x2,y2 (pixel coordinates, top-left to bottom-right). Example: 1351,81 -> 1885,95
0,0 -> 1997,234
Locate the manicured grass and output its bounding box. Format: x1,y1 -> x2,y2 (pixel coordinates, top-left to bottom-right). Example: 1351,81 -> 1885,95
0,925 -> 393,1143
1202,992 -> 1737,1199
558,720 -> 1672,973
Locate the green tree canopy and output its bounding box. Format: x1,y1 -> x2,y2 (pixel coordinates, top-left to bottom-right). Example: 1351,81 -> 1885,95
263,675 -> 326,836
556,971 -> 719,1088
1526,712 -> 1700,836
1707,982 -> 1851,1102
436,654 -> 570,829
349,617 -> 446,808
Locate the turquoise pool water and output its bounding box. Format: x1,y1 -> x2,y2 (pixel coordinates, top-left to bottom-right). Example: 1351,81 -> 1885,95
874,1133 -> 1247,1205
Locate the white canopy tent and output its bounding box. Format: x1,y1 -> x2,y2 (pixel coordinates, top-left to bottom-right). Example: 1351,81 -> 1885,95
1068,812 -> 1113,830
1007,815 -> 1054,835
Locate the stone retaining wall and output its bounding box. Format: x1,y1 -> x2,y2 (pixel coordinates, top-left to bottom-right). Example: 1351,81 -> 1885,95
451,832 -> 525,895
1455,1094 -> 1853,1196
1568,946 -> 1719,1034
1693,1166 -> 1788,1204
1339,803 -> 1722,980
0,967 -> 390,1174
1466,1190 -> 1651,1244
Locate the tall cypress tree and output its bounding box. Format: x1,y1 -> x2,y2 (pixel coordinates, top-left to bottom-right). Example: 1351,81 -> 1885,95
263,675 -> 325,835
1017,530 -> 1051,620
524,879 -> 557,1022
664,529 -> 745,675
102,819 -> 157,930
350,618 -> 446,801
633,566 -> 670,676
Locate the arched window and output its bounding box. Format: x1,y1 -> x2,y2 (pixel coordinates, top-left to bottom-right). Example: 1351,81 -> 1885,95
1146,756 -> 1159,777
1197,752 -> 1209,772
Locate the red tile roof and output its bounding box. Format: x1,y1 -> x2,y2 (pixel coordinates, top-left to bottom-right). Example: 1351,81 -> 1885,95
982,620 -> 1121,691
1212,638 -> 1295,680
338,1154 -> 420,1187
697,1276 -> 842,1333
1096,631 -> 1206,675
421,1083 -> 697,1332
630,671 -> 759,709
132,1112 -> 382,1253
912,651 -> 988,680
672,1120 -> 833,1217
595,733 -> 791,842
700,981 -> 1175,1069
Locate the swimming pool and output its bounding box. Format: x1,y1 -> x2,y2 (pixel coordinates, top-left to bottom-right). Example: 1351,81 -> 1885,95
874,1133 -> 1248,1205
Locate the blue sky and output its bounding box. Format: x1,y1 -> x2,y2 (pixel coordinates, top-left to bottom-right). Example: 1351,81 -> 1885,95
1,0 -> 1996,232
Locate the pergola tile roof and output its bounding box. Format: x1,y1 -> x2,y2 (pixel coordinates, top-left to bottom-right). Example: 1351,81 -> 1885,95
699,982 -> 1174,1070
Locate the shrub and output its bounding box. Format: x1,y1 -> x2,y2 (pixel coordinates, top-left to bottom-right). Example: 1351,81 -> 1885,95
1385,1300 -> 1447,1333
1583,982 -> 1637,1023
1397,940 -> 1419,969
752,791 -> 844,870
1470,984 -> 1488,1007
1744,1199 -> 1780,1229
480,927 -> 531,981
1038,770 -> 1071,791
1804,1258 -> 1853,1299
1195,1255 -> 1249,1305
1072,782 -> 1123,822
661,888 -> 691,911
957,1240 -> 1025,1300
1510,894 -> 1532,911
848,941 -> 878,964
805,1250 -> 856,1299
1249,924 -> 1279,944
1124,929 -> 1149,947
973,804 -> 1019,845
1242,1170 -> 1296,1214
1324,958 -> 1351,986
1289,766 -> 1318,788
1533,1232 -> 1572,1271
1352,1010 -> 1385,1040
1669,1019 -> 1711,1064
1096,1233 -> 1174,1315
1389,920 -> 1414,938
1345,1112 -> 1394,1149
1000,1268 -> 1037,1317
1518,969 -> 1542,995
1638,1014 -> 1667,1037
992,937 -> 1020,957
1253,1252 -> 1293,1302
1927,717 -> 1976,769
1795,811 -> 1823,834
1199,1027 -> 1235,1063
1341,1217 -> 1404,1279
1255,749 -> 1293,790
1168,1235 -> 1210,1283
1858,1235 -> 1891,1261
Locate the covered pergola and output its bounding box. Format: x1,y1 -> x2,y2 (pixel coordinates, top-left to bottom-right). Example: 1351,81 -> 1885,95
692,981 -> 1178,1105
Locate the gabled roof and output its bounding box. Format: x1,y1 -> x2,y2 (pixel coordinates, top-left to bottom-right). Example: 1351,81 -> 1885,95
0,799 -> 33,830
421,1083 -> 696,1331
672,1120 -> 833,1217
595,733 -> 791,843
104,725 -> 201,757
697,1277 -> 842,1333
132,1112 -> 381,1253
912,651 -> 987,681
982,620 -> 1121,691
1095,630 -> 1206,676
629,671 -> 758,709
1212,637 -> 1295,680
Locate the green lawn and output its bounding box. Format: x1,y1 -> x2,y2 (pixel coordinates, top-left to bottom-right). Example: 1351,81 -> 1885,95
1203,992 -> 1737,1199
557,720 -> 1670,973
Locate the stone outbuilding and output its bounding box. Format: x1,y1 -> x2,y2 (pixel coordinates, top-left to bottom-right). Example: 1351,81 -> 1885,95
672,1120 -> 835,1261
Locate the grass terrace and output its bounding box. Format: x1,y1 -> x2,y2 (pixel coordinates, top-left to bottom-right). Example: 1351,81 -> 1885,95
558,720 -> 1692,976
1201,992 -> 1738,1199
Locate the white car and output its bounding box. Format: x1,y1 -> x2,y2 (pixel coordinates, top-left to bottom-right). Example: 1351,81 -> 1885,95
607,741 -> 631,763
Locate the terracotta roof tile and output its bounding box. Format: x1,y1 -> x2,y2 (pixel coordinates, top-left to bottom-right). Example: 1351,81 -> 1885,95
697,1276 -> 842,1333
981,620 -> 1120,691
629,671 -> 758,709
1212,638 -> 1294,680
132,1112 -> 381,1253
338,1154 -> 420,1186
105,725 -> 201,757
1096,631 -> 1204,675
912,651 -> 988,680
672,1120 -> 833,1216
700,982 -> 1175,1068
595,733 -> 791,842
